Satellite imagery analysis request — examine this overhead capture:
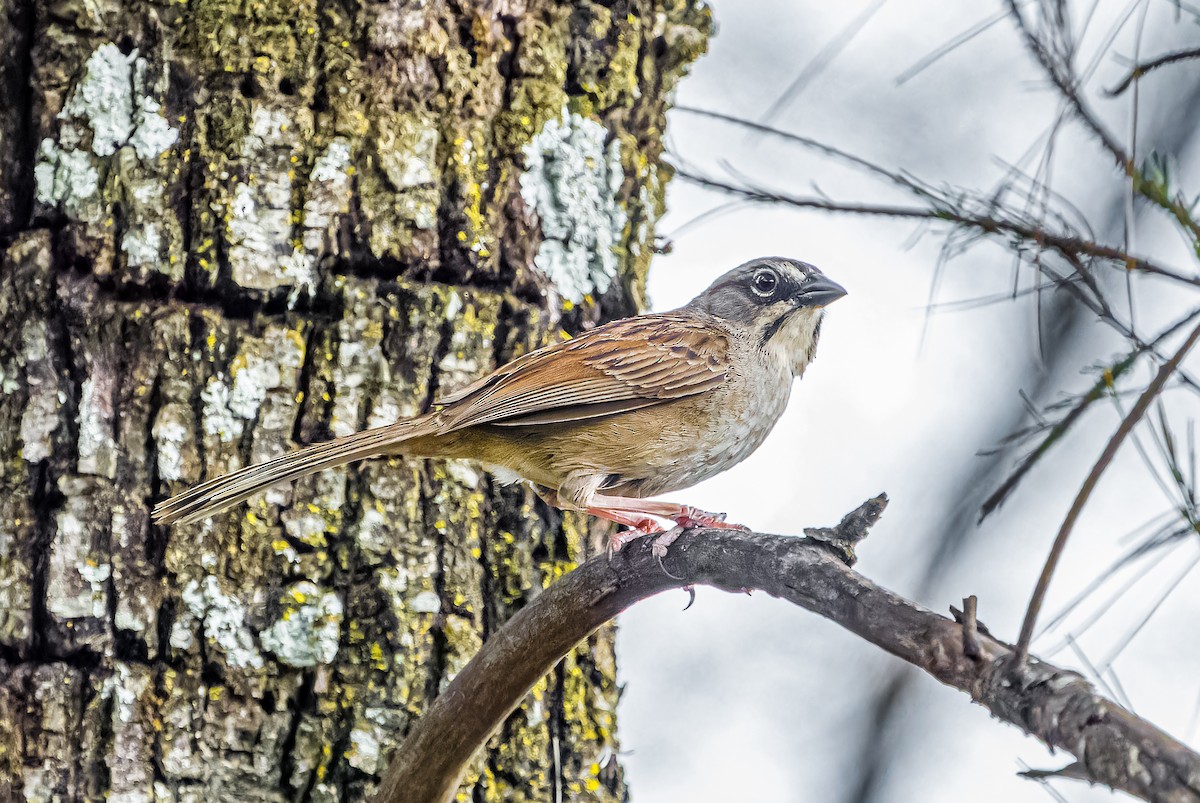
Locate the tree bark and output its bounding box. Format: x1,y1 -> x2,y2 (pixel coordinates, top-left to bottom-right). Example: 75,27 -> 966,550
0,1 -> 711,800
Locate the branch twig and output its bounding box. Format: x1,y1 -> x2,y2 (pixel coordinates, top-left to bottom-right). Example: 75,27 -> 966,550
1004,0 -> 1131,169
1015,318 -> 1200,662
375,496 -> 1200,803
1107,47 -> 1200,96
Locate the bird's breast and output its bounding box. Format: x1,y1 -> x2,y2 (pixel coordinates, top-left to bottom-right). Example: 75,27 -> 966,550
574,343 -> 793,498
668,348 -> 793,488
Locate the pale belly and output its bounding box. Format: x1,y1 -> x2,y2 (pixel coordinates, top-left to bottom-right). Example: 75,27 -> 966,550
618,368 -> 793,497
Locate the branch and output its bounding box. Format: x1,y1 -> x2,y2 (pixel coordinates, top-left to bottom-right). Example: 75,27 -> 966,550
374,496 -> 1200,803
675,170 -> 1200,287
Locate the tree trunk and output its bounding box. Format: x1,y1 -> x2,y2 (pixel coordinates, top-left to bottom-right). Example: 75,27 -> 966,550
0,1 -> 710,800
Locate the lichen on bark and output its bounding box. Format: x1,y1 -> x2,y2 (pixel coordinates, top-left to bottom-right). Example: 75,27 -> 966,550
0,0 -> 711,800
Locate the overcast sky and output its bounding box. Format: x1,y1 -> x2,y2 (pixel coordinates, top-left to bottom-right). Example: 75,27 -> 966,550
616,2 -> 1200,801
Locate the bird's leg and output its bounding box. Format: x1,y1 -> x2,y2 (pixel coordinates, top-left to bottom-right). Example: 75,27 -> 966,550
540,478 -> 748,557
533,482 -> 665,557
589,494 -> 750,532
586,494 -> 750,561
582,507 -> 664,534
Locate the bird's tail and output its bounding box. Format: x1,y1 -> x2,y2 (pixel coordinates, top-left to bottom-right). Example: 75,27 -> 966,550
152,415 -> 440,526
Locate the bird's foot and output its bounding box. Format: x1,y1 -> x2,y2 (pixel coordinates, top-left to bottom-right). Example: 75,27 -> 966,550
672,505 -> 750,531
607,517 -> 664,559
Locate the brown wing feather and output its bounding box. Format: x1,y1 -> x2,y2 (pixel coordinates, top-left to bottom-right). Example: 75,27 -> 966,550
434,314 -> 729,429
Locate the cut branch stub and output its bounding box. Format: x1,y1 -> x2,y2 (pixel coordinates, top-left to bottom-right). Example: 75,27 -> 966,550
802,492 -> 888,565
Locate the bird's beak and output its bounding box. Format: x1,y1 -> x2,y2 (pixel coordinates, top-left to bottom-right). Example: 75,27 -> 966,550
796,275 -> 848,308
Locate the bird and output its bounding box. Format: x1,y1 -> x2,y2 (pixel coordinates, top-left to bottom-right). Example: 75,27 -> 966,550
152,257 -> 847,552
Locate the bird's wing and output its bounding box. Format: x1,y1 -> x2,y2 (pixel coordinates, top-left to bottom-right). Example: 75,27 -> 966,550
434,314 -> 729,428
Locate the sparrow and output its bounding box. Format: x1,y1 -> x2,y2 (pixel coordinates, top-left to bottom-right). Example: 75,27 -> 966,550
153,257 -> 847,551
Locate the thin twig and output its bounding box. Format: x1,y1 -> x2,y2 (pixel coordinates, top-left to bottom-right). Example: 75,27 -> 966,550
1004,0 -> 1132,169
757,0 -> 889,124
1015,318 -> 1200,663
1107,46 -> 1200,96
982,307 -> 1200,518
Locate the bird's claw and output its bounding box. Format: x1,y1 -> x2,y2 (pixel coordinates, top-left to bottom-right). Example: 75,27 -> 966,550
607,518 -> 664,560
650,526 -> 688,580
673,506 -> 749,531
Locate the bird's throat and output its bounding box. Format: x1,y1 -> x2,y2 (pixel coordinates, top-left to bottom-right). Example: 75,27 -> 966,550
763,309 -> 823,377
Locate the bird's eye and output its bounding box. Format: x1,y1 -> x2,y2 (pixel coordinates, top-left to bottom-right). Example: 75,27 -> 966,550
751,269 -> 779,297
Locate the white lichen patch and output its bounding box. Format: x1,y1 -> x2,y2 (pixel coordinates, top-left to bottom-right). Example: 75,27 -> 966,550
103,662 -> 156,803
444,459 -> 481,487
202,324 -> 307,517
281,503 -> 332,548
353,506 -> 391,561
520,109 -> 627,303
228,179 -> 311,289
200,379 -> 241,442
62,43 -> 136,156
172,575 -> 264,669
121,219 -> 162,267
225,106 -> 315,291
0,363 -> 17,395
227,348 -> 277,420
345,721 -> 384,773
295,136 -> 356,286
409,589 -> 441,614
376,566 -> 408,599
381,127 -> 437,190
152,402 -> 193,481
302,138 -> 353,243
76,370 -> 118,478
105,661 -> 150,726
365,390 -> 405,429
130,97 -> 178,160
18,321 -> 60,463
54,44 -> 178,160
259,582 -> 343,667
114,596 -> 148,633
34,141 -> 101,219
436,293 -> 492,392
36,42 -> 181,278
46,500 -> 109,620
202,324 -> 307,442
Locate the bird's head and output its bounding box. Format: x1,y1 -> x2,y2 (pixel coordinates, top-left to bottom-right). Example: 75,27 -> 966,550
692,256 -> 846,377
